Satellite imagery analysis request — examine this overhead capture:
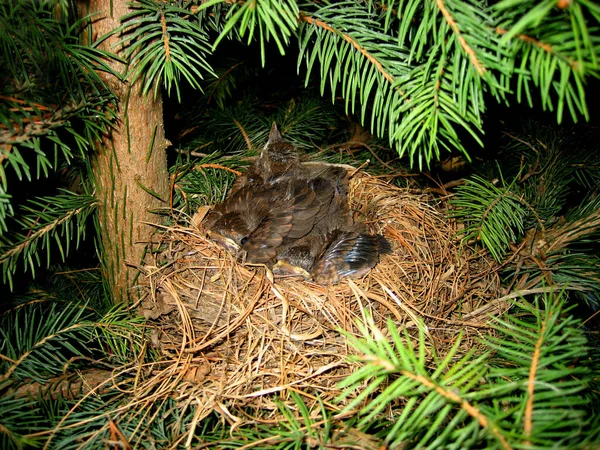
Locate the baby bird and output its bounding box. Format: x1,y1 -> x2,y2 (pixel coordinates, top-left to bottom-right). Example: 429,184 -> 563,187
203,177 -> 331,265
203,122 -> 391,283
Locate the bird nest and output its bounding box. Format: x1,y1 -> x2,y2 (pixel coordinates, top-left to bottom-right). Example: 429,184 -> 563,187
138,172 -> 505,422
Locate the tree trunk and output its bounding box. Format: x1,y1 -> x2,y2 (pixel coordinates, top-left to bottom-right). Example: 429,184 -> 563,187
86,0 -> 170,303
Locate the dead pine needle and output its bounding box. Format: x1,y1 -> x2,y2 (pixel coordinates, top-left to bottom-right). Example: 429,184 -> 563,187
131,171 -> 503,434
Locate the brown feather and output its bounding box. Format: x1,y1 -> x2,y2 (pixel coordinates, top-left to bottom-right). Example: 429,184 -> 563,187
203,122 -> 392,282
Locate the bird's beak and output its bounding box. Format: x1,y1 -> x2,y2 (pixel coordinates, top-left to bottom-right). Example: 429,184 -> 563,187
207,231 -> 240,254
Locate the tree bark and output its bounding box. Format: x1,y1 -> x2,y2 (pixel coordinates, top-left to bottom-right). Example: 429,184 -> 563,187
86,0 -> 170,303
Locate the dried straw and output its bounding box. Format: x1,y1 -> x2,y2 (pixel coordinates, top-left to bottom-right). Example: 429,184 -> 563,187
137,172 -> 504,422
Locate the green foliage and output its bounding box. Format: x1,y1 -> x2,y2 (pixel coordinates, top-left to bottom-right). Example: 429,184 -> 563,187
203,0 -> 300,65
91,305 -> 148,364
116,0 -> 215,100
495,0 -> 599,122
299,6 -> 401,112
111,0 -> 600,167
198,61 -> 246,110
41,266 -> 108,311
0,299 -> 150,449
450,125 -> 600,306
485,296 -> 592,448
39,394 -> 206,449
498,125 -> 586,226
0,301 -> 146,386
0,395 -> 45,450
450,172 -> 528,262
338,319 -> 497,448
0,0 -> 115,290
335,293 -> 596,449
0,301 -> 96,384
180,98 -> 271,154
0,191 -> 97,289
294,0 -> 598,167
194,97 -> 336,153
299,1 -> 443,167
0,0 -> 116,197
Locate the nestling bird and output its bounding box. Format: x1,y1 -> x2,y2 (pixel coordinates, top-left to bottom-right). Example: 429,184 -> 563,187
203,177 -> 329,264
203,122 -> 391,284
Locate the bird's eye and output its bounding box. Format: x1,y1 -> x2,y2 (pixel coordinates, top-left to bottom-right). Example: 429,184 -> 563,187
240,236 -> 248,245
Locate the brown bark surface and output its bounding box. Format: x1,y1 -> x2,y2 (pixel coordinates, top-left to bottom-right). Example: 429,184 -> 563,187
87,0 -> 170,303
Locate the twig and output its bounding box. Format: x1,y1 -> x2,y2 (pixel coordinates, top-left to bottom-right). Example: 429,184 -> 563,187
194,163 -> 242,176
437,0 -> 486,76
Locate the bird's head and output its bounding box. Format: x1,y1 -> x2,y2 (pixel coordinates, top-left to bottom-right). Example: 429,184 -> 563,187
206,212 -> 250,255
259,122 -> 300,181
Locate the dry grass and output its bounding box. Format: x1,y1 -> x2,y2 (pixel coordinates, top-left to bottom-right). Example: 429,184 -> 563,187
136,172 -> 505,425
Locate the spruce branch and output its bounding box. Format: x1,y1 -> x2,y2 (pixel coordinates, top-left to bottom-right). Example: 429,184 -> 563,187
494,0 -> 600,122
0,301 -> 148,386
523,318 -> 544,443
118,0 -> 598,165
495,0 -> 600,63
200,0 -> 300,64
203,61 -> 245,109
0,1 -> 116,241
505,206 -> 600,306
0,98 -> 111,149
0,394 -> 44,449
482,126 -> 600,304
484,294 -> 593,447
395,369 -> 511,450
544,205 -> 600,254
0,301 -> 150,449
450,173 -> 528,262
300,14 -> 398,88
0,322 -> 94,386
435,0 -> 486,76
0,301 -> 96,384
334,293 -> 595,448
116,0 -> 215,100
495,27 -> 559,59
0,191 -> 97,289
298,1 -> 498,167
337,315 -> 509,449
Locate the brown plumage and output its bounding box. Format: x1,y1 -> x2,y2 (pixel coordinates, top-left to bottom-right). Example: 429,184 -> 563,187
203,122 -> 391,283
203,178 -> 328,264
256,122 -> 301,183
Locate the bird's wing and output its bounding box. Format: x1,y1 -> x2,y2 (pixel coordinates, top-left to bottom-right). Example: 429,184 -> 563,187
241,178 -> 334,263
206,182 -> 275,241
229,182 -> 295,264
313,232 -> 391,284
283,180 -> 321,239
242,207 -> 294,264
215,183 -> 273,227
202,209 -> 223,231
284,178 -> 339,240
